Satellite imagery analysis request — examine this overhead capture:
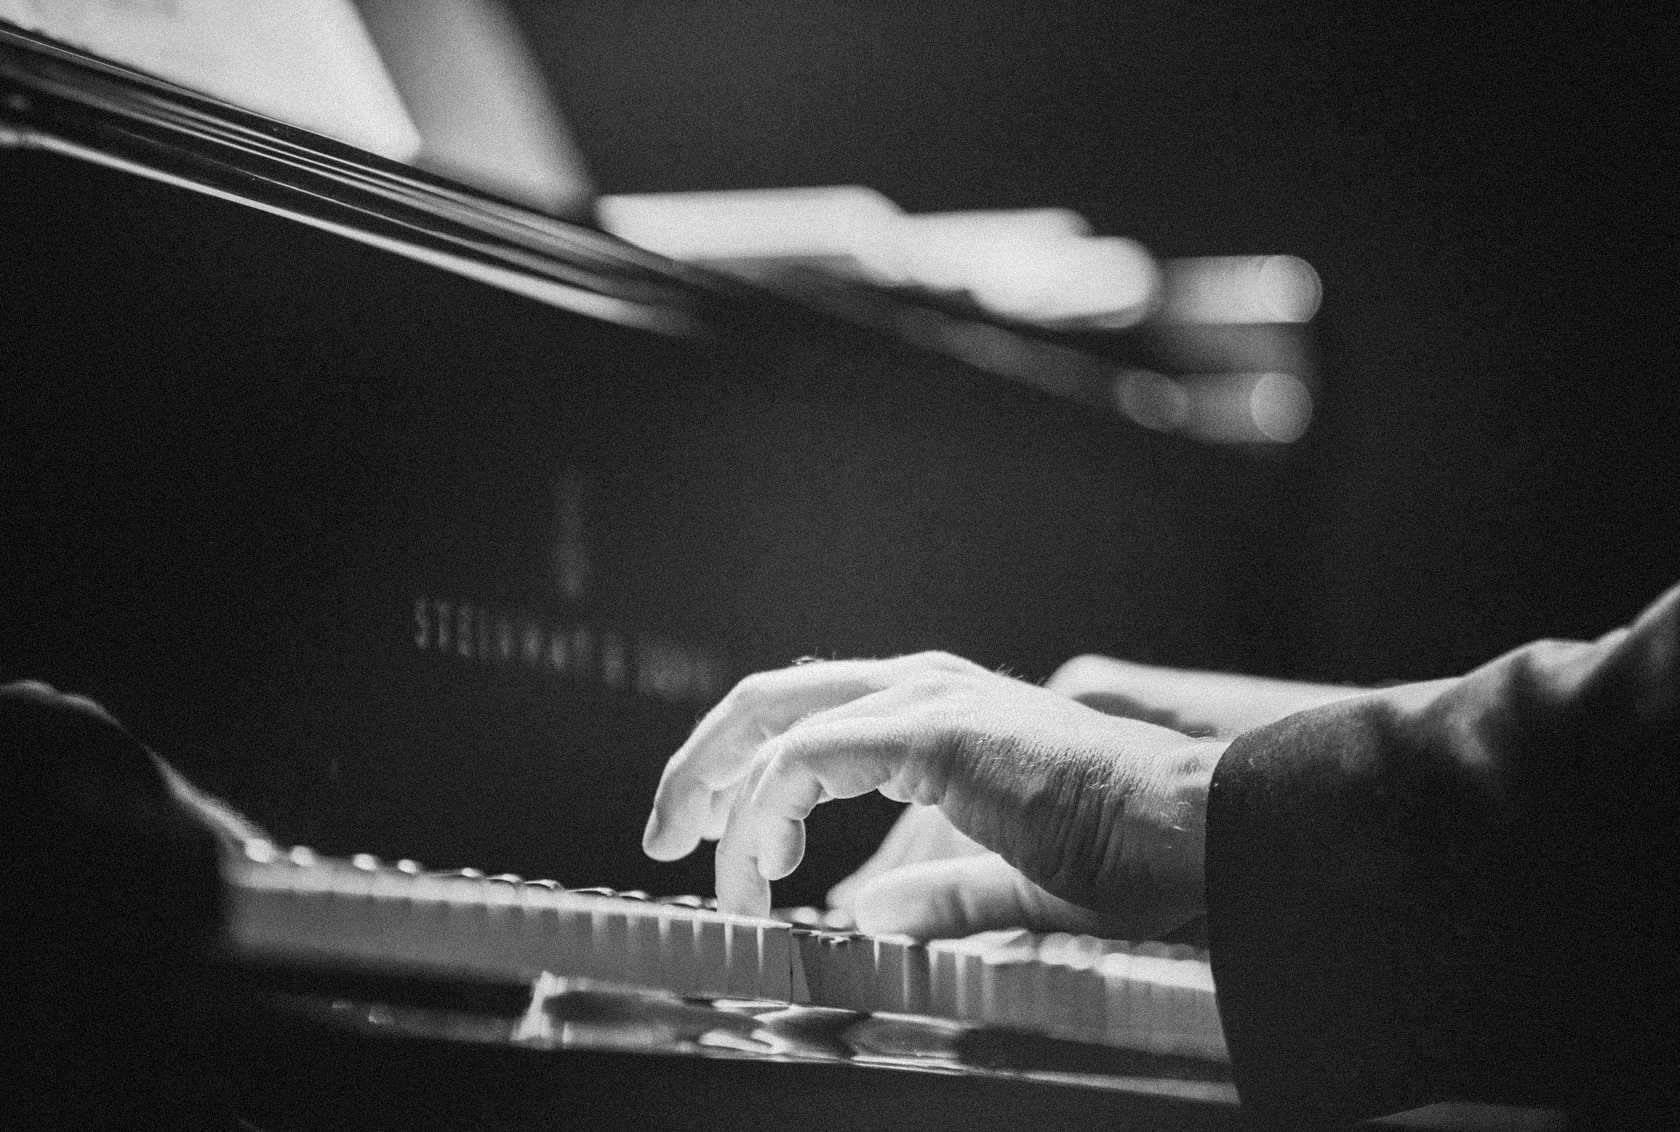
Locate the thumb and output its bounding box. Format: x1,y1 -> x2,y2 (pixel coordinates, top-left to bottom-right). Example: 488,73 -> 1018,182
827,804 -> 986,911
849,852 -> 1123,939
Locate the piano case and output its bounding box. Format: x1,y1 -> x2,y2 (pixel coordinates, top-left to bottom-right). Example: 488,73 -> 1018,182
0,26 -> 1317,1130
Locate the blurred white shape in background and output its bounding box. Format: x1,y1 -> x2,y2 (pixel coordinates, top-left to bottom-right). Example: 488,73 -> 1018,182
354,0 -> 594,216
1114,369 -> 1193,433
885,207 -> 1090,286
0,0 -> 421,160
1116,370 -> 1313,446
1244,371 -> 1315,443
1,0 -> 594,216
597,185 -> 903,272
1156,255 -> 1322,324
599,188 -> 1322,445
599,188 -> 1160,329
895,210 -> 1157,328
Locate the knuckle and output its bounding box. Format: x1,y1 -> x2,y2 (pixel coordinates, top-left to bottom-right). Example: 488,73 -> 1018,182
662,765 -> 704,796
915,650 -> 975,673
904,670 -> 954,699
726,672 -> 772,709
766,729 -> 822,772
1045,654 -> 1119,696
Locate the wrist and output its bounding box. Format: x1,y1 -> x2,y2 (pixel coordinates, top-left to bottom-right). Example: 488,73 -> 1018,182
1152,739 -> 1222,921
1006,727 -> 1223,938
1085,734 -> 1222,937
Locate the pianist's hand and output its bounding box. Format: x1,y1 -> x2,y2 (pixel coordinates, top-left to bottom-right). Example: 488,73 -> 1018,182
1,680 -> 254,1126
641,653 -> 1226,940
826,657 -> 1364,934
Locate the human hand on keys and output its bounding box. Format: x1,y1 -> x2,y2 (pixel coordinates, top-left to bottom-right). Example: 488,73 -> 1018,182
640,652 -> 1336,940
819,656 -> 1364,936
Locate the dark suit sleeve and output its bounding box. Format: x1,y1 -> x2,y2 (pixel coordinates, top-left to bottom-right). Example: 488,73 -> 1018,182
1204,584 -> 1680,1127
0,682 -> 234,1127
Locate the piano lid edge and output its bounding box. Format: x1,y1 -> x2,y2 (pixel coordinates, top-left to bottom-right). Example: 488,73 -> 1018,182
0,21 -> 728,338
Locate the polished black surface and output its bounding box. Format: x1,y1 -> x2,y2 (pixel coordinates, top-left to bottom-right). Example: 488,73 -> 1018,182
209,971 -> 1242,1132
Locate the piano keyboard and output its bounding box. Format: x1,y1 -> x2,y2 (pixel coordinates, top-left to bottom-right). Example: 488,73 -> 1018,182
225,844 -> 1227,1062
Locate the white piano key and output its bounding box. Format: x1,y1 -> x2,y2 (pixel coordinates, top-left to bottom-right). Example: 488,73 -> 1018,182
899,937 -> 930,1015
1032,932 -> 1073,1032
694,914 -> 728,998
1133,956 -> 1178,1056
944,935 -> 996,1022
655,903 -> 700,997
843,932 -> 879,1012
820,933 -> 864,1011
793,928 -> 831,1004
754,920 -> 794,1003
1069,934 -> 1116,1042
510,900 -> 559,978
1191,964 -> 1229,1060
926,938 -> 962,1021
1156,952 -> 1226,1060
723,918 -> 760,999
1035,933 -> 1095,1042
856,935 -> 890,1012
1016,936 -> 1054,1032
508,891 -> 567,979
977,934 -> 1039,1029
787,931 -> 813,1004
869,933 -> 922,1014
598,904 -> 632,983
493,880 -> 554,980
1098,946 -> 1138,1048
622,901 -> 662,987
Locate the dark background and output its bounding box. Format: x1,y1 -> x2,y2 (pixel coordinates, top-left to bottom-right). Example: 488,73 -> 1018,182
513,0 -> 1678,681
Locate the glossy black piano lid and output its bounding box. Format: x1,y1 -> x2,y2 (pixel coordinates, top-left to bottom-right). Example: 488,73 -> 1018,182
0,49 -> 1314,902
